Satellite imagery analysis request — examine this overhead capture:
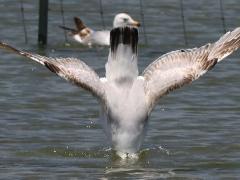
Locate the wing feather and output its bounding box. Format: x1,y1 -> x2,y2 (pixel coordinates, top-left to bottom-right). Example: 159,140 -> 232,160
0,42 -> 105,101
143,27 -> 240,110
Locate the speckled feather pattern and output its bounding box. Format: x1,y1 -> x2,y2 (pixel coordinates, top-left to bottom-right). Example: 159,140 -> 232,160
143,27 -> 240,110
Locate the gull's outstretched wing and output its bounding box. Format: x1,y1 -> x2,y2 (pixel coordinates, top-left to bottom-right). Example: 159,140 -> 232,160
59,17 -> 87,34
142,27 -> 240,110
74,17 -> 87,31
0,42 -> 105,101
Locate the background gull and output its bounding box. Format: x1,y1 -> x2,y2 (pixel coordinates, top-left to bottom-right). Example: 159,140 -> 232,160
59,13 -> 140,47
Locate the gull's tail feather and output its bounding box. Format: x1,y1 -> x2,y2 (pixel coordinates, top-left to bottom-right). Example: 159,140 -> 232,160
209,27 -> 240,62
106,27 -> 139,82
59,25 -> 77,34
59,17 -> 87,35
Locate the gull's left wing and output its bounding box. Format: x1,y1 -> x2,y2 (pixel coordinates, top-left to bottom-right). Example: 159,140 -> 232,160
142,27 -> 240,110
0,42 -> 105,102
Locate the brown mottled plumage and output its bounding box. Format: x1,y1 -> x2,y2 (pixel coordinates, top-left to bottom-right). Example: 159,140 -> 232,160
143,27 -> 240,110
0,42 -> 105,100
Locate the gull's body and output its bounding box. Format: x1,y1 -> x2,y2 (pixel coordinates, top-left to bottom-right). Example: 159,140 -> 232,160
100,76 -> 148,154
71,28 -> 110,47
59,13 -> 140,47
82,30 -> 110,46
1,26 -> 240,158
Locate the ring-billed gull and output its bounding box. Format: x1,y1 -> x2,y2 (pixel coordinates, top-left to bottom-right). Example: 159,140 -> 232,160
59,13 -> 140,47
1,26 -> 240,158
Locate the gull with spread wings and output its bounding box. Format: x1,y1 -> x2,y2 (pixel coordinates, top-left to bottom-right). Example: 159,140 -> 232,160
0,26 -> 240,158
59,13 -> 140,47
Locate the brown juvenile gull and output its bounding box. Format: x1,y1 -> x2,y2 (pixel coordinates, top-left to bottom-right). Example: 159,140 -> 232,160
59,13 -> 140,47
0,26 -> 240,158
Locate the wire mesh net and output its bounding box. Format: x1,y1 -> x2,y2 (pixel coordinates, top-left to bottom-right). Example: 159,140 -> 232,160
0,0 -> 240,50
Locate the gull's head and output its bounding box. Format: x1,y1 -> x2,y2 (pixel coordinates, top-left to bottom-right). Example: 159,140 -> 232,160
113,13 -> 140,28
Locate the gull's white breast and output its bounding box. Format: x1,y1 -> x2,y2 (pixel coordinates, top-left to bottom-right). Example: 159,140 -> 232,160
100,77 -> 149,154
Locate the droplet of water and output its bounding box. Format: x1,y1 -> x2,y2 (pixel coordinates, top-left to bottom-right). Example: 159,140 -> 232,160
158,146 -> 170,155
31,67 -> 36,71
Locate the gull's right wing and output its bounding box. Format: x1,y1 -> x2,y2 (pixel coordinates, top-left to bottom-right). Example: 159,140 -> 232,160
0,42 -> 105,102
142,27 -> 240,110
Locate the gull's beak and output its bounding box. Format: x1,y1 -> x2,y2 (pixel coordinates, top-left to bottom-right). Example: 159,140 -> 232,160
131,20 -> 141,27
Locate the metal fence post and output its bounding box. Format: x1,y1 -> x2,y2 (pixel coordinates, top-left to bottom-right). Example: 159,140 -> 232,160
38,0 -> 48,46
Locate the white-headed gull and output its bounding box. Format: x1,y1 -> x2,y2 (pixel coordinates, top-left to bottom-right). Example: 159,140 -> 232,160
1,26 -> 240,158
59,13 -> 140,47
